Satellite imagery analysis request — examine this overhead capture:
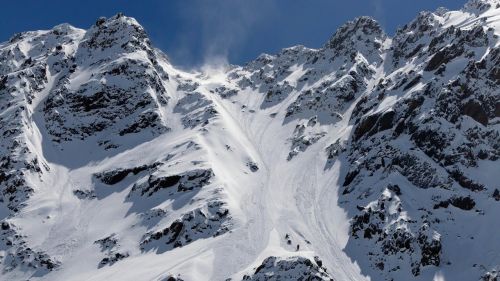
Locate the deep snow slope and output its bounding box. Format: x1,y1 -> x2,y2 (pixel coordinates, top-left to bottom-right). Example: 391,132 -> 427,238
0,1 -> 499,280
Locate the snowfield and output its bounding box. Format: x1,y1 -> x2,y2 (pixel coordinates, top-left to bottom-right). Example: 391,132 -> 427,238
0,0 -> 499,280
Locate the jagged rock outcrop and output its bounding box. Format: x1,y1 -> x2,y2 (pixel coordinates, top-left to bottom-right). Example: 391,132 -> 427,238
243,256 -> 334,281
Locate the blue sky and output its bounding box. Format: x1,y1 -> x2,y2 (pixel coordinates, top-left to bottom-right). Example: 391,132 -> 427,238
0,0 -> 467,67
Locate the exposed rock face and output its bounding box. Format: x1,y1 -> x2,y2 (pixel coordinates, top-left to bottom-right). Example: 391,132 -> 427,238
0,222 -> 60,273
243,256 -> 334,281
95,162 -> 161,185
42,15 -> 169,148
333,2 -> 500,278
140,200 -> 230,253
129,168 -> 214,197
174,91 -> 217,128
94,234 -> 129,267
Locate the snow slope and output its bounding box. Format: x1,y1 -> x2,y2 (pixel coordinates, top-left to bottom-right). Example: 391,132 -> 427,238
0,1 -> 499,280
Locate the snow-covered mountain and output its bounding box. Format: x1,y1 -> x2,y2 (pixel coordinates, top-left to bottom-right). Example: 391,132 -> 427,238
0,1 -> 499,280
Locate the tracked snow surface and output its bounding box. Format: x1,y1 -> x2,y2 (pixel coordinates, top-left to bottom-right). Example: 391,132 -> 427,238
0,1 -> 499,280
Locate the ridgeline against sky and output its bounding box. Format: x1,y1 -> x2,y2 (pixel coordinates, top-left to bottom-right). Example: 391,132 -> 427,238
0,0 -> 466,67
